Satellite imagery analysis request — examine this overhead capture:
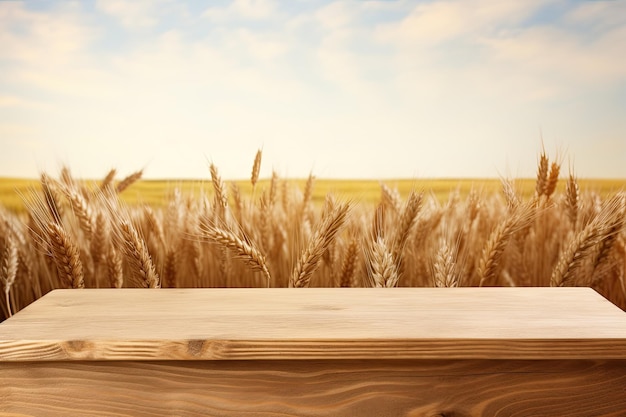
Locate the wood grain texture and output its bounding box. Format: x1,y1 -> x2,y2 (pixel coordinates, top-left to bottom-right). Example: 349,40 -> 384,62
2,359 -> 626,416
1,288 -> 626,361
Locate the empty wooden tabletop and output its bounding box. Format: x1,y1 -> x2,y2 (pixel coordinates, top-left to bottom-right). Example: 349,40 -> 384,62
1,287 -> 626,361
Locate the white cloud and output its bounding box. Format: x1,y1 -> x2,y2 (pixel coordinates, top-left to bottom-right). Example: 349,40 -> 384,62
95,0 -> 160,28
565,0 -> 626,30
368,0 -> 626,104
233,0 -> 276,20
229,28 -> 289,62
0,2 -> 95,65
478,26 -> 626,99
314,1 -> 355,29
203,0 -> 277,21
375,0 -> 546,46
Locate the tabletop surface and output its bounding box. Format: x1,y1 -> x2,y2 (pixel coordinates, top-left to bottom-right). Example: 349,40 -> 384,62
1,287 -> 626,361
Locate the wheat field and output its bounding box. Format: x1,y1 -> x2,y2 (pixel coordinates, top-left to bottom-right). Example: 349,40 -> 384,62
0,149 -> 625,321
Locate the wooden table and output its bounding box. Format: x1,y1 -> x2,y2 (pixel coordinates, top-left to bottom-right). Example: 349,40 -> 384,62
1,287 -> 626,416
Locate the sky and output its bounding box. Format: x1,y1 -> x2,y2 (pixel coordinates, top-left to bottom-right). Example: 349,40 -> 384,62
0,0 -> 625,180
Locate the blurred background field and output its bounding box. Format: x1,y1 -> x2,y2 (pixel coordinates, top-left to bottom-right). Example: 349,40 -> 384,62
1,176 -> 624,213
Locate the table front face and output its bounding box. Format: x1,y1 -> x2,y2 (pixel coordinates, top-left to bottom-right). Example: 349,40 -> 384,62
1,288 -> 626,361
2,359 -> 626,417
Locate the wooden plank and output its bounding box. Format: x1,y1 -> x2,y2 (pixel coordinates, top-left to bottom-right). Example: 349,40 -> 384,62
1,288 -> 626,361
1,359 -> 626,416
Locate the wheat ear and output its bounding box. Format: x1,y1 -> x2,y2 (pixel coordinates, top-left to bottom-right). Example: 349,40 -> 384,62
142,205 -> 166,247
230,182 -> 244,224
201,223 -> 271,287
501,179 -> 521,210
299,173 -> 315,221
535,149 -> 549,198
565,173 -> 579,227
118,220 -> 160,288
551,195 -> 625,287
1,236 -> 18,317
544,161 -> 560,199
290,202 -> 349,288
433,239 -> 458,288
116,169 -> 143,194
65,187 -> 95,240
269,170 -> 279,207
90,211 -> 108,267
100,168 -> 117,192
210,163 -> 228,213
40,173 -> 63,224
163,247 -> 178,288
380,183 -> 402,213
367,236 -> 398,288
47,222 -> 85,289
478,202 -> 535,286
251,149 -> 262,189
372,203 -> 386,241
59,165 -> 74,188
391,190 -> 423,271
106,245 -> 124,288
591,220 -> 622,277
339,238 -> 359,287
